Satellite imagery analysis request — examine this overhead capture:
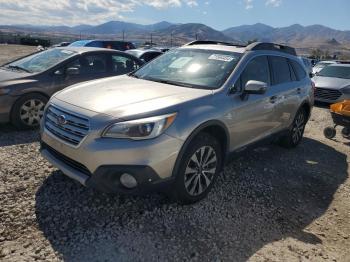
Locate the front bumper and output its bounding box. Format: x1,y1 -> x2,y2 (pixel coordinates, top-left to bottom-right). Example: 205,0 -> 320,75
40,127 -> 183,194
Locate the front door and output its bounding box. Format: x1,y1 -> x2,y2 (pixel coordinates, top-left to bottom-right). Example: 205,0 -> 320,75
227,55 -> 278,150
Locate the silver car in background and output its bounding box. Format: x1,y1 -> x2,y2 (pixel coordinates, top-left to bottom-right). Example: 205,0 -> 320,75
313,64 -> 350,103
40,41 -> 313,204
312,60 -> 337,75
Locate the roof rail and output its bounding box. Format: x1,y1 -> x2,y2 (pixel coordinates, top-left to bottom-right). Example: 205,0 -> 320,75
185,40 -> 246,48
246,42 -> 297,56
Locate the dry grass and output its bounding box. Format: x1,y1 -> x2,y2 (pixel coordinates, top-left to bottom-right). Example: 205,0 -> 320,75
0,44 -> 37,65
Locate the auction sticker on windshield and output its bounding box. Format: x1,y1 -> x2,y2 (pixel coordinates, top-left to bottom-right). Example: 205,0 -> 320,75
208,54 -> 235,62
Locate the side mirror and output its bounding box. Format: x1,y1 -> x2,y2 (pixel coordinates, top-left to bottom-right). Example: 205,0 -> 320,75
244,80 -> 267,95
66,67 -> 80,75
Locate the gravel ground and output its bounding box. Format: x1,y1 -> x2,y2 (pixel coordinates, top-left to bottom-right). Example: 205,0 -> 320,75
0,46 -> 349,261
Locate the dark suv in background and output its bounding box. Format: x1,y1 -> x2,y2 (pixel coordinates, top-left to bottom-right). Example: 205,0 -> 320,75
69,40 -> 136,51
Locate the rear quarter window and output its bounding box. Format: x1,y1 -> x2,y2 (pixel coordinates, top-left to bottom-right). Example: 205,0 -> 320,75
290,59 -> 307,80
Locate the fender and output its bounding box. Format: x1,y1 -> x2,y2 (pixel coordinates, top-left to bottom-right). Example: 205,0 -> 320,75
171,119 -> 230,178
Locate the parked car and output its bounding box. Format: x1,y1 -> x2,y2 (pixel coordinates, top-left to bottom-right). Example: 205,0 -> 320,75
312,60 -> 337,75
69,40 -> 135,51
312,64 -> 350,103
299,57 -> 312,77
126,49 -> 163,62
0,47 -> 143,129
40,41 -> 313,204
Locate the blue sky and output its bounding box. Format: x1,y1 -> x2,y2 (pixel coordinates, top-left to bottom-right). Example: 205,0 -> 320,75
0,0 -> 349,30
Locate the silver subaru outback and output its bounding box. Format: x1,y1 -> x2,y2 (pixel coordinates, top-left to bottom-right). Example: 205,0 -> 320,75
40,41 -> 314,204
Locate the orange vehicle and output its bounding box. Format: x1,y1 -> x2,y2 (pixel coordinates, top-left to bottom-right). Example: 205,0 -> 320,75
324,100 -> 350,139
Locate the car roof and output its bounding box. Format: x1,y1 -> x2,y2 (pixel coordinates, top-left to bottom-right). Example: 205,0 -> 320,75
180,44 -> 246,53
56,46 -> 125,54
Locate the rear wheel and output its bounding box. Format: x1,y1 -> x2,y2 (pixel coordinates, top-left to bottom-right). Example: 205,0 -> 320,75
171,133 -> 222,204
279,108 -> 307,148
11,93 -> 48,130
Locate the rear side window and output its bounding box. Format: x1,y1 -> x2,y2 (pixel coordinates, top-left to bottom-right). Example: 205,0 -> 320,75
290,59 -> 307,80
269,56 -> 292,85
241,56 -> 270,88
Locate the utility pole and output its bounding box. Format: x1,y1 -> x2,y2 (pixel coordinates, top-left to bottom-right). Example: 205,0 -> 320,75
122,30 -> 125,41
170,33 -> 173,47
195,33 -> 198,40
151,33 -> 153,45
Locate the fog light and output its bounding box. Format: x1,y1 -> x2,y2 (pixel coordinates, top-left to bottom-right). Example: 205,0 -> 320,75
120,173 -> 137,189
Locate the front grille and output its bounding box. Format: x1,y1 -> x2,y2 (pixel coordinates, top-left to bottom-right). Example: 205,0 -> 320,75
44,105 -> 90,146
42,142 -> 91,176
314,87 -> 342,101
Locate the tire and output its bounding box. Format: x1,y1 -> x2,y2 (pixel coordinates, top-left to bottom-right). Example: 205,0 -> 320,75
11,93 -> 48,130
171,133 -> 222,204
324,127 -> 336,139
341,127 -> 350,139
279,108 -> 307,148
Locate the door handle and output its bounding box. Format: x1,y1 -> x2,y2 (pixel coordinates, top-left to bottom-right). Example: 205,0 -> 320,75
270,96 -> 278,103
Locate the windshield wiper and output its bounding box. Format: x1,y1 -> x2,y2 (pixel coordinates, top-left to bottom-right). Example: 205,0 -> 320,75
7,65 -> 31,73
144,77 -> 194,88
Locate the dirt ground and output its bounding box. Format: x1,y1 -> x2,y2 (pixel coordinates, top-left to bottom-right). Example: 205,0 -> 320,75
0,44 -> 37,65
0,45 -> 349,261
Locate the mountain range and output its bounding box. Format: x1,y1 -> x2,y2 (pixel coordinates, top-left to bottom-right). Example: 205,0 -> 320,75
1,21 -> 350,48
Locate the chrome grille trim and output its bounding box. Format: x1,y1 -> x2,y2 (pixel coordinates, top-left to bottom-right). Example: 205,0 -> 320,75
44,105 -> 90,146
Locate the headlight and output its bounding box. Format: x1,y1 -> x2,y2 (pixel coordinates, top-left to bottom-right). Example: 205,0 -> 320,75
342,86 -> 350,94
102,113 -> 177,140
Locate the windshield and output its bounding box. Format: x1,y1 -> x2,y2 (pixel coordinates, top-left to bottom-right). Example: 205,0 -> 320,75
315,62 -> 334,68
132,48 -> 242,89
5,48 -> 76,73
318,66 -> 350,79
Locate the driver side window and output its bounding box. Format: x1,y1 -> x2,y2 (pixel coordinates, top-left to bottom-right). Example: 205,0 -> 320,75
235,56 -> 270,91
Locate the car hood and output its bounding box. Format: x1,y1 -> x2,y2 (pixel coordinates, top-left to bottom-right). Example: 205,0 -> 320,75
312,76 -> 350,90
54,75 -> 212,117
0,68 -> 32,82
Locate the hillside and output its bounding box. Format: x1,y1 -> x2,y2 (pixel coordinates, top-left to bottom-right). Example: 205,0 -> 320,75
222,23 -> 350,47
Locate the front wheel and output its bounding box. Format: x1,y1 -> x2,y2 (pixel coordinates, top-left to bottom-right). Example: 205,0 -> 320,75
11,93 -> 48,130
171,133 -> 222,204
279,108 -> 307,148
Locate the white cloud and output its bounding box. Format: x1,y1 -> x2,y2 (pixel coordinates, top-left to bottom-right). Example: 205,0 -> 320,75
244,0 -> 254,10
0,0 -> 199,25
265,0 -> 282,7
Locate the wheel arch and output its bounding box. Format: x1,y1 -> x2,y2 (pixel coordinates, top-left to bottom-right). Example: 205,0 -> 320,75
300,100 -> 312,120
10,91 -> 50,115
171,120 -> 230,178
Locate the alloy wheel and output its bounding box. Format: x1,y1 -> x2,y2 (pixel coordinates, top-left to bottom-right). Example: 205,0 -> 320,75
292,112 -> 305,144
184,146 -> 218,196
19,99 -> 45,127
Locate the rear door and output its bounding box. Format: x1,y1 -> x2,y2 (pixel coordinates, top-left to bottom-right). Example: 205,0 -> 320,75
268,56 -> 302,130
